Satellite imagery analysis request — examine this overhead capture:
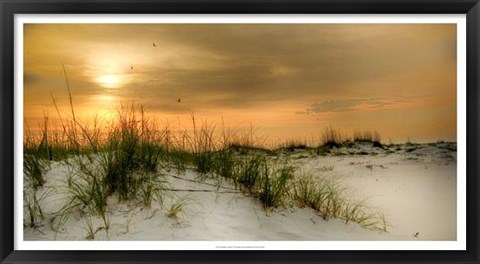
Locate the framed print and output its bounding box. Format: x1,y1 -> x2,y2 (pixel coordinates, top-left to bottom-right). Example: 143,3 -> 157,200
1,0 -> 479,263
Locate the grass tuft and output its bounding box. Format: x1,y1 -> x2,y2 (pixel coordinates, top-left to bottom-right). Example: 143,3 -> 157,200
24,154 -> 48,189
259,164 -> 294,209
321,127 -> 346,148
353,130 -> 383,148
236,154 -> 265,191
292,173 -> 386,229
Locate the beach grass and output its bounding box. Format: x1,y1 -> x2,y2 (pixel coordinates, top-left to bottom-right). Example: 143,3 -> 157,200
23,101 -> 391,236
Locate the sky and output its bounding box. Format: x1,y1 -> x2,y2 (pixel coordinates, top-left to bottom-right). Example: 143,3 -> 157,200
23,24 -> 457,144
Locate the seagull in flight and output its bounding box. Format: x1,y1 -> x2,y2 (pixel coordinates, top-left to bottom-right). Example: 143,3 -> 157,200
153,42 -> 157,47
177,98 -> 181,103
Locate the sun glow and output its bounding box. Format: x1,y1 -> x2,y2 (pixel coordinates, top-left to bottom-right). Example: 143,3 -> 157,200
96,74 -> 121,89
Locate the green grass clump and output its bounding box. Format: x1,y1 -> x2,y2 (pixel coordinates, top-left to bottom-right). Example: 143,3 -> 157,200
24,154 -> 48,189
213,149 -> 237,180
292,176 -> 344,219
292,174 -> 387,230
292,176 -> 319,209
190,117 -> 218,176
259,164 -> 294,209
45,105 -> 168,238
195,151 -> 216,175
167,197 -> 189,220
162,148 -> 194,173
23,125 -> 51,189
97,105 -> 164,201
138,172 -> 168,208
236,154 -> 265,191
65,168 -> 109,231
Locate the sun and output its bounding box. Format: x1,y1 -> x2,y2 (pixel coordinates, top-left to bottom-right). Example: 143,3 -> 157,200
97,74 -> 121,89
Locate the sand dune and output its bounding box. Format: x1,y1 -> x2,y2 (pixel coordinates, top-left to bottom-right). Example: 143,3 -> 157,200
24,142 -> 456,241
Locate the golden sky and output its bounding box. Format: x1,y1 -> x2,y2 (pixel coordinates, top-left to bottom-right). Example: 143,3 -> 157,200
24,24 -> 457,143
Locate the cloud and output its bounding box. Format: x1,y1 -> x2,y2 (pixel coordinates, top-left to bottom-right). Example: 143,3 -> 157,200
24,24 -> 456,113
297,98 -> 399,115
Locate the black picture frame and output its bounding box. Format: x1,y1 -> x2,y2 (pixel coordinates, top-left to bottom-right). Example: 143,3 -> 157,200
1,0 -> 479,263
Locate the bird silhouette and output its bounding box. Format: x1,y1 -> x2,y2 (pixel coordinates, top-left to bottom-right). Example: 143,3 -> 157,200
153,42 -> 157,47
130,66 -> 134,69
177,98 -> 181,103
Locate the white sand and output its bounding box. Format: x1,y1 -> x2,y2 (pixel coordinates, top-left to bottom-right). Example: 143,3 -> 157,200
24,142 -> 456,241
